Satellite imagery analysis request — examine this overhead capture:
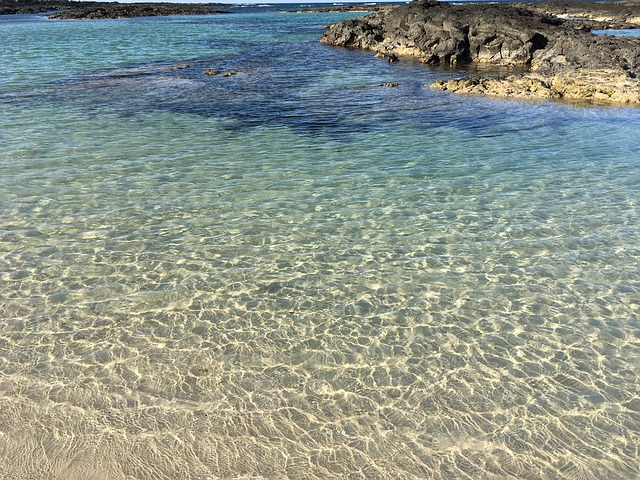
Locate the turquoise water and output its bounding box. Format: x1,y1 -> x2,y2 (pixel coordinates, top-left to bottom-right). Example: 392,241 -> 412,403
593,29 -> 640,37
1,7 -> 640,479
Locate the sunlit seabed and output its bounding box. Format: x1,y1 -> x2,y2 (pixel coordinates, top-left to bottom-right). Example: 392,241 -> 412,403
1,7 -> 640,480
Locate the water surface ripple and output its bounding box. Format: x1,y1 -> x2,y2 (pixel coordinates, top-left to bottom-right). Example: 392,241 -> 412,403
1,6 -> 639,480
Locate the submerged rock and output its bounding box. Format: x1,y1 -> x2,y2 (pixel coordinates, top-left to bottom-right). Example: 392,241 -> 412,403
321,0 -> 640,105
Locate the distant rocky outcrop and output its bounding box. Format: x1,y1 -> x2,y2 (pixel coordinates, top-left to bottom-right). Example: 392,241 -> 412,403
289,4 -> 396,14
48,2 -> 229,20
321,0 -> 640,105
525,0 -> 640,26
0,0 -> 79,14
0,0 -> 230,18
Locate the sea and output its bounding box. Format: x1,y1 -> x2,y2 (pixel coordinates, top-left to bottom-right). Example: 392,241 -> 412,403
1,3 -> 639,479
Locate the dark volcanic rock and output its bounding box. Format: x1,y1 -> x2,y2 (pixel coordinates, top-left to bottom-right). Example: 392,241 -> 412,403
322,0 -> 566,66
0,0 -> 85,14
47,2 -> 229,20
290,4 -> 396,14
0,0 -> 231,18
321,0 -> 640,105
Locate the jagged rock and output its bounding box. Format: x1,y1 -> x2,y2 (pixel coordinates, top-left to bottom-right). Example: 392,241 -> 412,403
321,0 -> 565,66
321,0 -> 640,105
431,68 -> 640,104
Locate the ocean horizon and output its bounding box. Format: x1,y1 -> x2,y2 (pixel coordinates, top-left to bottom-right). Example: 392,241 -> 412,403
1,3 -> 639,479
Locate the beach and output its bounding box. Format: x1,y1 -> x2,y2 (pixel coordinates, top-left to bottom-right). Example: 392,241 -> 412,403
1,2 -> 639,478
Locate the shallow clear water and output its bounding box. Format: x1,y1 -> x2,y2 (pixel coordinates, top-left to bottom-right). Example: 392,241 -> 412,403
1,6 -> 639,480
593,28 -> 640,37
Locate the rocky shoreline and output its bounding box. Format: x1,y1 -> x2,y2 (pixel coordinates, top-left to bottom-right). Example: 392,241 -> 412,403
525,0 -> 640,26
289,4 -> 398,14
321,0 -> 640,106
0,0 -> 230,19
1,0 -> 70,14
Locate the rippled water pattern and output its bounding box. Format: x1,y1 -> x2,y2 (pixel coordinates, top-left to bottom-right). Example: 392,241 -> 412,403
1,6 -> 640,480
